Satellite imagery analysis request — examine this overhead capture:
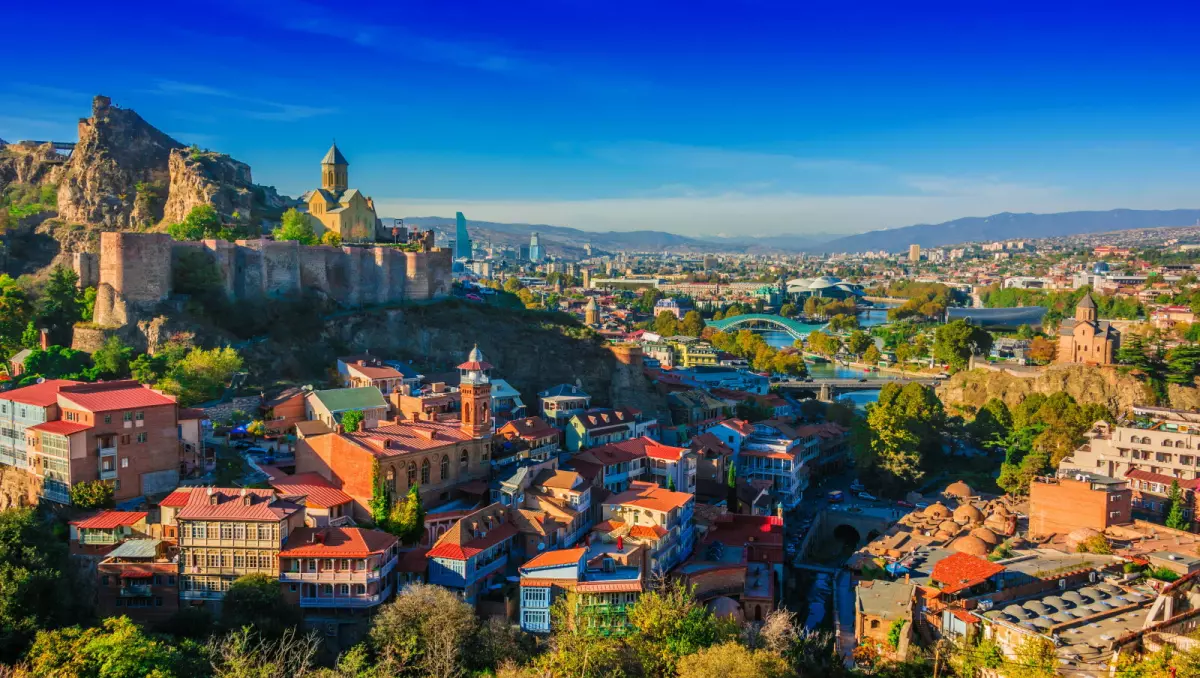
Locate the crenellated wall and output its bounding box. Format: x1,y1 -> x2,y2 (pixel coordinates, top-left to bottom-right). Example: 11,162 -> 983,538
89,232 -> 450,331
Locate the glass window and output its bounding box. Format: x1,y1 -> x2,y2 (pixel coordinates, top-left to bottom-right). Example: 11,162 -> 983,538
124,412 -> 133,422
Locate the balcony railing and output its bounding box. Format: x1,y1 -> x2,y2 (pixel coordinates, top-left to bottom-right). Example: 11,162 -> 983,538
98,445 -> 117,457
99,468 -> 118,481
300,584 -> 393,608
120,584 -> 152,597
281,555 -> 397,583
180,589 -> 225,601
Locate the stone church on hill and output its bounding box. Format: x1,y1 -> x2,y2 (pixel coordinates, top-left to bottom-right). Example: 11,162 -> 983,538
1057,293 -> 1120,366
301,143 -> 380,243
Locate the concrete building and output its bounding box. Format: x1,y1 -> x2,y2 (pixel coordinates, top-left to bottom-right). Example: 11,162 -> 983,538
909,244 -> 921,263
1027,472 -> 1131,538
0,379 -> 79,475
454,212 -> 472,260
735,421 -> 820,509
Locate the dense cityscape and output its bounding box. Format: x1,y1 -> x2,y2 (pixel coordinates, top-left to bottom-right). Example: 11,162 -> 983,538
5,4 -> 1200,678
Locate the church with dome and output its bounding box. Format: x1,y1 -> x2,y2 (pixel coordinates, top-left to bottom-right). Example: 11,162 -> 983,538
300,143 -> 381,244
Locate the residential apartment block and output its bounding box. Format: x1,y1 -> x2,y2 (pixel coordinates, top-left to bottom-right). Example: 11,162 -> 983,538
518,542 -> 644,634
600,480 -> 695,572
734,420 -> 820,509
279,527 -> 399,611
427,503 -> 517,604
566,408 -> 657,452
537,384 -> 591,427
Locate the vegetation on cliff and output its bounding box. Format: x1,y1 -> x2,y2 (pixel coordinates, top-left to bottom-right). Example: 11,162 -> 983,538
980,283 -> 1144,324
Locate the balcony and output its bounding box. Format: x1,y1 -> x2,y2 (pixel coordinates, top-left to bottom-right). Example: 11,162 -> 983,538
300,583 -> 393,608
180,589 -> 225,601
281,555 -> 397,584
99,468 -> 118,481
120,584 -> 152,597
98,444 -> 117,458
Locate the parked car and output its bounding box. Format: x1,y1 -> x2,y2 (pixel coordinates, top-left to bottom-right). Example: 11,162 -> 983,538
827,490 -> 845,503
896,500 -> 916,508
857,491 -> 877,501
849,481 -> 865,492
245,447 -> 269,456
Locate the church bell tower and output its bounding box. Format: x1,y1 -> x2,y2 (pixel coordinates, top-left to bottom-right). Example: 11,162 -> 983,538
457,346 -> 493,437
321,142 -> 349,193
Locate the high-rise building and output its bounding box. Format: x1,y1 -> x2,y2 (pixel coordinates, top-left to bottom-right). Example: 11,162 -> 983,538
455,212 -> 472,260
529,232 -> 544,263
908,244 -> 921,263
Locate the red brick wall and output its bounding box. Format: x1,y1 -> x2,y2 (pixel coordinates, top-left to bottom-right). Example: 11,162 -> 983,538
96,561 -> 179,626
64,402 -> 179,502
1028,478 -> 1131,537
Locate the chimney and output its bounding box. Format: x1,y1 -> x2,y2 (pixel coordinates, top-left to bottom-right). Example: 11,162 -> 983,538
243,495 -> 252,506
904,573 -> 910,583
38,328 -> 49,351
617,536 -> 624,552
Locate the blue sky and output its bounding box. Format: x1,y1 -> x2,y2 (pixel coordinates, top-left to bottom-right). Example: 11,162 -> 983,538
4,1 -> 1200,237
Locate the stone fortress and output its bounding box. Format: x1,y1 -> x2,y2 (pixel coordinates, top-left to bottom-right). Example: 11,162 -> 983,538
75,230 -> 452,330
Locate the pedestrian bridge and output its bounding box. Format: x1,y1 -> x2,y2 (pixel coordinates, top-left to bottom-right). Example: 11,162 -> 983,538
776,376 -> 940,401
705,313 -> 816,340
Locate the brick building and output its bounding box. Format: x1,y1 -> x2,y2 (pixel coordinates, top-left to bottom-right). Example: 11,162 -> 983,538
279,526 -> 399,612
22,380 -> 182,503
1028,472 -> 1132,538
295,347 -> 496,517
97,538 -> 179,625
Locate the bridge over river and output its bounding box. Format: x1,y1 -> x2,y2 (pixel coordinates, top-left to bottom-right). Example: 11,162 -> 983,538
704,313 -> 818,340
776,376 -> 940,401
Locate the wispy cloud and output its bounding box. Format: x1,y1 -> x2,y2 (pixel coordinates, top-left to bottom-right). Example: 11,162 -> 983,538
148,79 -> 336,122
586,141 -> 889,176
11,83 -> 91,100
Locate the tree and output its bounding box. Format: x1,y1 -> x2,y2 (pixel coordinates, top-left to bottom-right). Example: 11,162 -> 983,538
861,383 -> 945,493
25,616 -> 200,678
933,319 -> 993,372
130,354 -> 164,384
166,204 -> 222,241
369,584 -> 477,678
39,265 -> 82,346
341,409 -> 365,433
803,296 -> 821,317
246,420 -> 265,441
79,286 -> 97,322
0,275 -> 33,360
969,398 -> 1012,448
503,277 -> 523,294
534,592 -> 633,678
1166,479 -> 1189,530
320,230 -> 342,247
1027,336 -> 1057,364
626,581 -> 736,676
21,346 -> 92,382
1011,636 -> 1058,678
846,330 -> 872,357
680,310 -> 705,337
70,480 -> 115,509
654,311 -> 680,337
208,626 -> 321,678
676,642 -> 791,678
221,573 -> 300,638
369,459 -> 391,530
272,208 -> 318,245
92,335 -> 132,379
828,314 -> 858,332
388,483 -> 425,545
1167,344 -> 1200,385
779,303 -> 796,318
863,344 -> 882,365
0,508 -> 75,661
20,321 -> 39,350
726,463 -> 738,512
156,346 -> 243,406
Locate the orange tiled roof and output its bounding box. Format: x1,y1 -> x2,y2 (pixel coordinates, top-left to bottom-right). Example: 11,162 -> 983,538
268,473 -> 352,509
346,420 -> 474,457
71,510 -> 147,530
604,480 -> 693,513
930,552 -> 1006,594
280,527 -> 396,557
522,547 -> 587,570
159,489 -> 192,508
629,525 -> 668,540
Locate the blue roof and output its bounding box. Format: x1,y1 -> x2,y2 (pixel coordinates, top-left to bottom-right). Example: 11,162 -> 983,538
946,306 -> 1048,329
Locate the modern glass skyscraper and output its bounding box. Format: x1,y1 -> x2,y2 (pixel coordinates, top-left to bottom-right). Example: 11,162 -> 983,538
529,232 -> 543,263
455,212 -> 472,260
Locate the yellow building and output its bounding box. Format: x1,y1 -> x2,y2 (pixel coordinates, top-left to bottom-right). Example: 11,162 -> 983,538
678,342 -> 719,368
303,143 -> 380,243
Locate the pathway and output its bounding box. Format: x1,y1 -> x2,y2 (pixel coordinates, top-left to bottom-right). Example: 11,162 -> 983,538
833,569 -> 857,667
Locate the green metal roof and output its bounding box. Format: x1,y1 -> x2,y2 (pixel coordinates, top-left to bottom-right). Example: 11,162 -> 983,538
310,387 -> 387,414
106,539 -> 162,559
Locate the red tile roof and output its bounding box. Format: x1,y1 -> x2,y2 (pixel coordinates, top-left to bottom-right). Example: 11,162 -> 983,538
345,420 -> 474,457
159,489 -> 192,508
498,416 -> 559,441
575,436 -> 657,466
27,420 -> 90,436
521,547 -> 586,570
280,527 -> 396,557
629,525 -> 668,539
604,480 -> 693,513
427,521 -> 518,560
58,380 -> 176,412
717,418 -> 754,436
1126,468 -> 1200,490
643,440 -> 689,461
176,488 -> 300,522
930,552 -> 1006,594
268,473 -> 352,509
1,379 -> 81,407
347,363 -> 403,380
427,503 -> 520,561
71,510 -> 147,530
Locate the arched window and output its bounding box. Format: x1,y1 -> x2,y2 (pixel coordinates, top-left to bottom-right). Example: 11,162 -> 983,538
461,449 -> 470,472
1165,439 -> 1175,447
1177,440 -> 1186,448
421,459 -> 431,484
870,619 -> 880,629
407,462 -> 417,487
386,467 -> 396,494
440,455 -> 449,480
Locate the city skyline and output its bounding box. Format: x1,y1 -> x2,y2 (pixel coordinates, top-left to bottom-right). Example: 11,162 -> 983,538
3,1 -> 1200,236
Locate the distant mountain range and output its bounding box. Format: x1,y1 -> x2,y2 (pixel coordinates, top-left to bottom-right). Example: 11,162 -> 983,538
397,208 -> 1200,257
809,209 -> 1200,254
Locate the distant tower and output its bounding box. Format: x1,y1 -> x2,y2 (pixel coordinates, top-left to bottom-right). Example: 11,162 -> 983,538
1075,293 -> 1098,323
585,297 -> 599,325
529,232 -> 544,263
455,212 -> 472,260
458,346 -> 493,437
908,244 -> 921,263
582,268 -> 592,289
585,242 -> 593,257
321,142 -> 349,193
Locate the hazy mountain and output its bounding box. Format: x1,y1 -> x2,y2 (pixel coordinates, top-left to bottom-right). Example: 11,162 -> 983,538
810,209 -> 1200,254
397,216 -> 832,255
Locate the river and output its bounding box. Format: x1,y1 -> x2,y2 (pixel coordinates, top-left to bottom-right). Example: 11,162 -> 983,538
759,308 -> 893,407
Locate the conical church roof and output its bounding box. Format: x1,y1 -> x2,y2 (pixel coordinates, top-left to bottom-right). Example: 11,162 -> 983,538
322,143 -> 349,165
1077,293 -> 1096,309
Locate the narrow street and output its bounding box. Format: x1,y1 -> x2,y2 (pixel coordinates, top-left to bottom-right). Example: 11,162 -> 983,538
834,569 -> 856,667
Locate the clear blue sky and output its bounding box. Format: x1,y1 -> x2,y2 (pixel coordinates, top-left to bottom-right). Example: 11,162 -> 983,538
4,1 -> 1200,237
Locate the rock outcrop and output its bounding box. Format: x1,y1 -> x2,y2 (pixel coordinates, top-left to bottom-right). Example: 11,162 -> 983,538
1,95 -> 292,238
56,95 -> 183,229
937,364 -> 1163,414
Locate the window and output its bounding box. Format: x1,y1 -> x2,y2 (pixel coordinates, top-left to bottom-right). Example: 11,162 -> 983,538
290,584 -> 298,592
136,411 -> 144,421
104,415 -> 111,424
407,462 -> 417,486
461,449 -> 469,472
386,467 -> 396,493
440,455 -> 449,480
338,584 -> 350,595
421,459 -> 430,484
121,458 -> 128,468
221,524 -> 233,539
137,433 -> 147,444
124,412 -> 133,422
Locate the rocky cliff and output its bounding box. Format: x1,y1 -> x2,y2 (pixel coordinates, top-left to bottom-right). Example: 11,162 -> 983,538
1,95 -> 291,236
936,364 -> 1192,415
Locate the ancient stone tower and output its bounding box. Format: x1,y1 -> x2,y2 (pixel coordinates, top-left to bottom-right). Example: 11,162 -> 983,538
93,232 -> 174,327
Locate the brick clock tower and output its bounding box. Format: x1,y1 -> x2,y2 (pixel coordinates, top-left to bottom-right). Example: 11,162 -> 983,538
458,346 -> 493,437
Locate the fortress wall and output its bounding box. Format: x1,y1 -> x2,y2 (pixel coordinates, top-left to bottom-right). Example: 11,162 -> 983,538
72,252 -> 99,289
404,249 -> 453,301
298,246 -> 337,297
94,232 -> 173,327
197,239 -> 239,299
257,239 -> 302,297
381,248 -> 407,304
234,240 -> 264,300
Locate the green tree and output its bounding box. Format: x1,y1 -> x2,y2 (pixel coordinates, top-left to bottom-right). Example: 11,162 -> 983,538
779,303 -> 797,318
726,463 -> 738,512
369,584 -> 477,678
0,275 -> 33,360
654,311 -> 679,337
369,459 -> 391,530
626,581 -> 736,676
21,346 -> 93,382
676,642 -> 791,678
680,310 -> 705,337
388,483 -> 425,545
846,330 -> 872,357
0,507 -> 75,661
320,230 -> 342,247
246,420 -> 265,441
166,204 -> 222,241
1166,479 -> 1189,530
25,616 -> 200,678
341,409 -> 365,433
20,321 -> 39,350
130,354 -> 165,384
272,208 -> 318,245
156,346 -> 243,406
860,383 -> 946,493
969,398 -> 1012,448
933,319 -> 993,372
863,344 -> 882,365
39,265 -> 82,346
70,480 -> 115,509
79,286 -> 97,322
92,335 -> 133,379
1011,635 -> 1058,678
828,313 -> 858,332
1167,344 -> 1200,385
222,573 -> 300,638
534,592 -> 633,678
